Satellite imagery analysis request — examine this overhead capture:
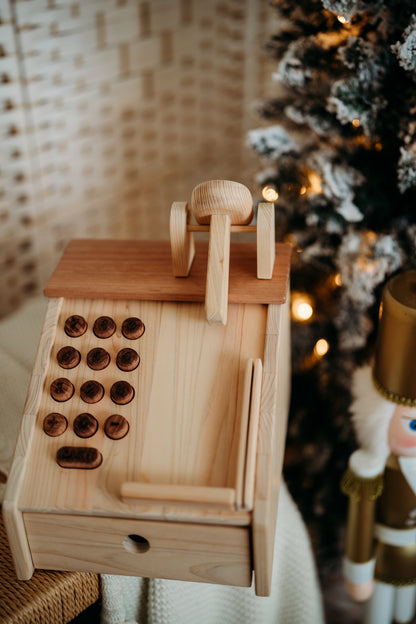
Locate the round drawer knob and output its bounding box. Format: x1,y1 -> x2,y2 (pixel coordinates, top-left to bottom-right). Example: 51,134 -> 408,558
110,380 -> 135,405
74,413 -> 98,438
87,347 -> 110,370
57,346 -> 81,369
116,348 -> 140,372
64,315 -> 87,337
50,378 -> 74,402
43,412 -> 68,437
80,380 -> 105,404
93,316 -> 116,338
121,317 -> 145,340
104,414 -> 129,440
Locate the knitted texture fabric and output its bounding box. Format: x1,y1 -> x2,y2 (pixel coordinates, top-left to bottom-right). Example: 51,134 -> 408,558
0,297 -> 324,624
101,481 -> 324,624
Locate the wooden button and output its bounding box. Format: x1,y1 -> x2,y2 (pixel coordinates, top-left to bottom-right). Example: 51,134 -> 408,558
64,315 -> 87,337
56,446 -> 102,469
50,378 -> 74,402
121,317 -> 145,340
116,348 -> 140,372
110,380 -> 135,405
80,380 -> 104,404
93,316 -> 116,338
57,346 -> 81,369
43,413 -> 67,437
104,414 -> 129,440
74,413 -> 98,438
87,347 -> 110,370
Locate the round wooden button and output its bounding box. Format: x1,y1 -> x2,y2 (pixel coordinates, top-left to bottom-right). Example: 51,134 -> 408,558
57,346 -> 81,369
64,315 -> 87,337
104,414 -> 129,440
43,413 -> 67,437
93,316 -> 116,338
116,348 -> 140,372
110,380 -> 135,405
121,317 -> 145,340
74,413 -> 98,438
50,378 -> 74,402
80,380 -> 104,404
87,347 -> 110,370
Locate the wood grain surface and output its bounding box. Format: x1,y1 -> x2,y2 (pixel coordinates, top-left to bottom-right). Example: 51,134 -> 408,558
17,298 -> 266,526
44,240 -> 291,304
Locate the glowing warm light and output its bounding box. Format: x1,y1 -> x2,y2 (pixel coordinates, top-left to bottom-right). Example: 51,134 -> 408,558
262,185 -> 279,202
314,338 -> 329,357
337,15 -> 347,24
299,185 -> 307,195
334,272 -> 342,287
307,171 -> 323,194
352,118 -> 360,128
292,293 -> 314,321
375,142 -> 383,151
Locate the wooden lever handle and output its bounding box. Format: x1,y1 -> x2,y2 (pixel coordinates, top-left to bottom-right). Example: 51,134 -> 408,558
205,214 -> 230,326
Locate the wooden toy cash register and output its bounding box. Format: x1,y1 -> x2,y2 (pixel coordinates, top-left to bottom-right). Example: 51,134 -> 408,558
3,180 -> 291,597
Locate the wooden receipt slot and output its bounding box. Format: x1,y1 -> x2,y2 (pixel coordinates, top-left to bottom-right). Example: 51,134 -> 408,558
3,180 -> 291,597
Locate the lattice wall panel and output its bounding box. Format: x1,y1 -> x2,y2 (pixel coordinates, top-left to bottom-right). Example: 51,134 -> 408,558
0,0 -> 269,317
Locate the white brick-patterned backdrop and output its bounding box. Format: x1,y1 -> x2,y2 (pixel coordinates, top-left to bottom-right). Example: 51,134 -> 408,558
0,0 -> 275,316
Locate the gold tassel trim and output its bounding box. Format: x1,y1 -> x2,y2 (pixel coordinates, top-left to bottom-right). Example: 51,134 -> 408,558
372,370 -> 416,407
341,468 -> 384,501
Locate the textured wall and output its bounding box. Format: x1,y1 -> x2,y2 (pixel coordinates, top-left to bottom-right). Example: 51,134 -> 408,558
0,0 -> 272,316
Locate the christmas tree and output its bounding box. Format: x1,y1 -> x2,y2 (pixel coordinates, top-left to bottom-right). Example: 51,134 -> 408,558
248,0 -> 416,577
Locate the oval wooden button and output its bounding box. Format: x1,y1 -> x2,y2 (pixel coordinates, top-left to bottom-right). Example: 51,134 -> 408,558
64,315 -> 87,337
74,413 -> 98,438
50,378 -> 74,402
121,317 -> 145,340
43,413 -> 68,437
110,380 -> 135,405
87,347 -> 110,370
80,380 -> 104,404
104,414 -> 129,440
93,316 -> 116,338
116,348 -> 140,372
56,446 -> 102,469
57,346 -> 81,369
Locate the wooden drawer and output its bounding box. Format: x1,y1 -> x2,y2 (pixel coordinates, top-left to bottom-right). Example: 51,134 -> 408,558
24,513 -> 253,587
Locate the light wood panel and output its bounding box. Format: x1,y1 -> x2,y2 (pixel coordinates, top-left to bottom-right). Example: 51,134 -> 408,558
16,299 -> 266,526
24,513 -> 252,587
257,203 -> 275,279
252,295 -> 291,596
44,240 -> 291,304
3,297 -> 63,579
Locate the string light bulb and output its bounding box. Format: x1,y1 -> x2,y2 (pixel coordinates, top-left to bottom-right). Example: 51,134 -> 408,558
337,15 -> 348,24
291,292 -> 314,322
307,171 -> 323,194
314,338 -> 329,358
262,185 -> 279,202
352,119 -> 360,128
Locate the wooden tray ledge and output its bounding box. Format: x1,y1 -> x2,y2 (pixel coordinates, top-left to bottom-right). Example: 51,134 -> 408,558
120,483 -> 237,510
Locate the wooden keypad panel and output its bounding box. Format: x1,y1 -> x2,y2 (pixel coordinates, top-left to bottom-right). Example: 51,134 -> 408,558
40,300 -> 145,470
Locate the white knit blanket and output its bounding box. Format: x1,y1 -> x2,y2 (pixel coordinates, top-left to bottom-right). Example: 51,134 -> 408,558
0,297 -> 324,624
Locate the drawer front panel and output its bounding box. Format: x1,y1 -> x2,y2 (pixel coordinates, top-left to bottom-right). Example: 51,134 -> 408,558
24,513 -> 252,587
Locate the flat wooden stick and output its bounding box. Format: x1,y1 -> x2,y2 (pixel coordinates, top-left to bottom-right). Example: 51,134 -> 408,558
188,224 -> 257,233
170,201 -> 195,276
243,358 -> 263,510
235,359 -> 254,509
257,203 -> 275,279
120,482 -> 236,509
205,213 -> 230,325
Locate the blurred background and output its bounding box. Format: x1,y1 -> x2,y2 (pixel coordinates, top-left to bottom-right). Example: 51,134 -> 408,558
2,1 -> 416,622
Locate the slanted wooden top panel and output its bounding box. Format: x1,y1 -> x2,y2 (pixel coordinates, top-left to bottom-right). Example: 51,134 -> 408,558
44,240 -> 291,304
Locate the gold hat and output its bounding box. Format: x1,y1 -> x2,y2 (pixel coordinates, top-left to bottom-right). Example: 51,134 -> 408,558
373,270 -> 416,406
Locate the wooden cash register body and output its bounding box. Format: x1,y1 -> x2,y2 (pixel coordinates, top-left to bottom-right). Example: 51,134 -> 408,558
3,187 -> 291,597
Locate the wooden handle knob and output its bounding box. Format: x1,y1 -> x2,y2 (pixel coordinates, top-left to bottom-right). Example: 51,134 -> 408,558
191,180 -> 253,225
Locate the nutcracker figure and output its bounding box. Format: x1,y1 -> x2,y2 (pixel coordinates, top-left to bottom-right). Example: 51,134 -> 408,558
343,270 -> 416,624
